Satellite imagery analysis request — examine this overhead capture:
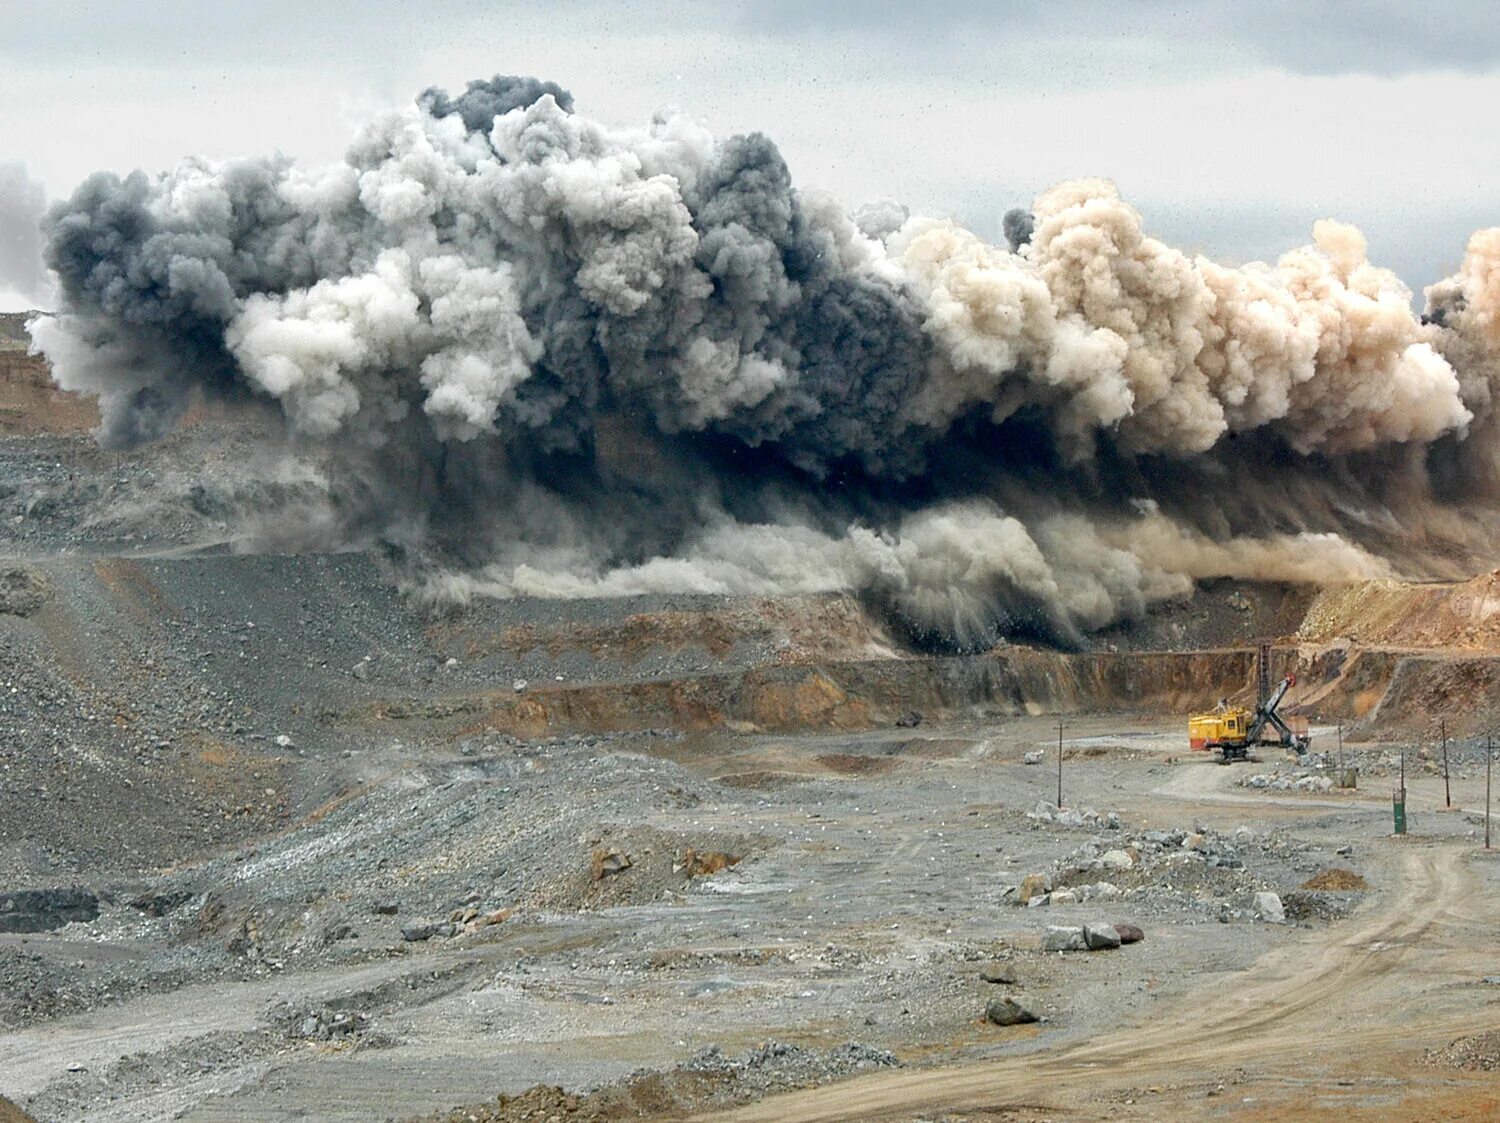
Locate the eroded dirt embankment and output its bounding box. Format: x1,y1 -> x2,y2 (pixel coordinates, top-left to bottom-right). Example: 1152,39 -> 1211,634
353,649 -> 1266,740
347,640 -> 1500,741
1297,572 -> 1500,650
7,553 -> 1500,767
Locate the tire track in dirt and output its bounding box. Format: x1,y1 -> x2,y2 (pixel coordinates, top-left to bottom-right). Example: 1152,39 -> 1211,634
707,844 -> 1486,1122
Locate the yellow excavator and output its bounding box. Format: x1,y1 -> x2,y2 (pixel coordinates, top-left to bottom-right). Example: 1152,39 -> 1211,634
1189,645 -> 1311,763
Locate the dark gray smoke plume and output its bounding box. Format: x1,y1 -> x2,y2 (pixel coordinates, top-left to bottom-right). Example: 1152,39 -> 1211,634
0,161 -> 50,305
31,76 -> 1500,649
1002,207 -> 1034,252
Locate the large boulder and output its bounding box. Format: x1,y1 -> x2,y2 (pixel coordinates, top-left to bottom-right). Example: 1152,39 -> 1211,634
1017,873 -> 1052,904
980,962 -> 1018,985
1113,922 -> 1145,944
985,996 -> 1039,1026
1083,923 -> 1122,950
591,847 -> 632,880
1043,926 -> 1087,952
1253,892 -> 1286,923
401,921 -> 455,942
0,567 -> 51,617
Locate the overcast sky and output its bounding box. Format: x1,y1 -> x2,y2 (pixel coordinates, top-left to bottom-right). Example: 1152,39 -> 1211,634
2,0 -> 1497,310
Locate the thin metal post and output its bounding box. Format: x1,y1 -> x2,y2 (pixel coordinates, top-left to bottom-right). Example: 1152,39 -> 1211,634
1337,722 -> 1343,770
1487,733 -> 1492,850
1393,744 -> 1409,835
1442,718 -> 1451,808
1056,719 -> 1063,809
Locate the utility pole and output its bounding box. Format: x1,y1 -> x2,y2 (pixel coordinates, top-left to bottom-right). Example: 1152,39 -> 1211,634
1394,747 -> 1408,835
1442,718 -> 1451,809
1056,718 -> 1064,809
1487,732 -> 1492,851
1337,722 -> 1344,770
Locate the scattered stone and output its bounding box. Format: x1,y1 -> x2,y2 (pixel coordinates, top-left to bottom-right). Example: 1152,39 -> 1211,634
675,849 -> 741,879
1049,888 -> 1078,906
0,567 -> 51,616
273,734 -> 294,749
1042,926 -> 1087,952
512,679 -> 528,693
979,962 -> 1017,985
464,908 -> 512,933
895,711 -> 922,728
1026,893 -> 1051,908
1253,892 -> 1285,923
591,847 -> 632,881
401,921 -> 454,942
1100,849 -> 1134,870
286,1006 -> 369,1041
1023,750 -> 1045,765
371,900 -> 399,915
985,996 -> 1038,1026
1083,923 -> 1122,950
1113,923 -> 1145,944
1018,873 -> 1052,904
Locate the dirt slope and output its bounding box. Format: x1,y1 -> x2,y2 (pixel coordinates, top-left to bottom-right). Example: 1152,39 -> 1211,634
1298,572 -> 1500,651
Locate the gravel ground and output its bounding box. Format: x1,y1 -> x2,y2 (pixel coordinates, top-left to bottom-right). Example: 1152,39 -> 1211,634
2,422 -> 1497,1123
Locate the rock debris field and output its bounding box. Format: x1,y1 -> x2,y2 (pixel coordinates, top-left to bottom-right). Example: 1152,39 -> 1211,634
3,390 -> 1500,1122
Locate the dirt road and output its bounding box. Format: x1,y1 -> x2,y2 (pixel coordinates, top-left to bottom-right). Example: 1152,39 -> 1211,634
712,843 -> 1500,1122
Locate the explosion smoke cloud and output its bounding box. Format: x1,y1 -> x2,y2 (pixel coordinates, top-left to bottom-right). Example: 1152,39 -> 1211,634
0,161 -> 50,306
29,75 -> 1500,648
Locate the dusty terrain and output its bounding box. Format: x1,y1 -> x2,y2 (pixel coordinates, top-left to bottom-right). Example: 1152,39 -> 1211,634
2,341 -> 1500,1122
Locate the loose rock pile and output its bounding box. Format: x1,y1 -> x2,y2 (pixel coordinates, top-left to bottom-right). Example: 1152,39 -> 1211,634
1424,1030 -> 1500,1071
1025,801 -> 1122,830
1239,771 -> 1335,793
1013,825 -> 1303,923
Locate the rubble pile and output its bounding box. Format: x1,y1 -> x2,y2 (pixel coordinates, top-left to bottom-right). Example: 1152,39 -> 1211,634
1238,771 -> 1336,793
1013,826 -> 1311,923
1424,1031 -> 1500,1072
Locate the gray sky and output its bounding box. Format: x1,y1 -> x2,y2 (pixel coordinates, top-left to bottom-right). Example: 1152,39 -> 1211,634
1,0 -> 1496,310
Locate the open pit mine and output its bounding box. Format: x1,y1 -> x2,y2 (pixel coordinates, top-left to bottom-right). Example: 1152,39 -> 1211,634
3,76 -> 1500,1123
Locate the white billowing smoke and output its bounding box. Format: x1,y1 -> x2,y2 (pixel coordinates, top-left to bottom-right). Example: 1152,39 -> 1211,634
1428,227 -> 1500,422
30,77 -> 1500,647
416,499 -> 1394,649
902,179 -> 1471,458
0,161 -> 51,307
